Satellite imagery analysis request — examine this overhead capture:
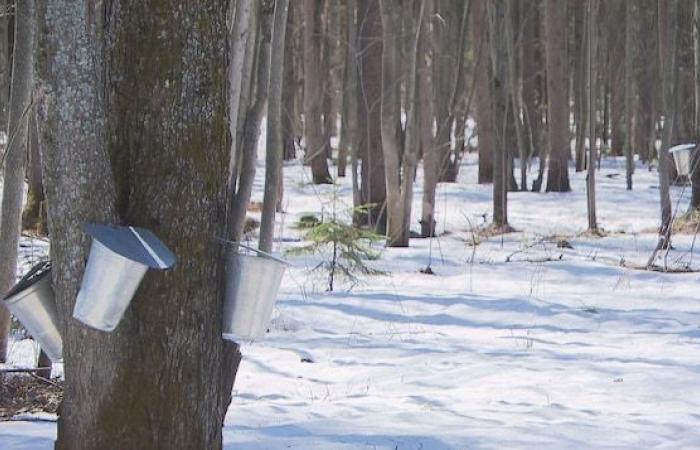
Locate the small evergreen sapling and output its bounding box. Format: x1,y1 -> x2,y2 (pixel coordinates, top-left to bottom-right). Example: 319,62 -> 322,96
289,202 -> 383,291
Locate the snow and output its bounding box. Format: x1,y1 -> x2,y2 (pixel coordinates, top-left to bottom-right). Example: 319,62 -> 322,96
3,154 -> 700,449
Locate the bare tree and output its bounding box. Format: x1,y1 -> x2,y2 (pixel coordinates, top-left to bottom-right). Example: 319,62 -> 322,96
303,0 -> 332,183
419,0 -> 436,237
0,0 -> 8,133
587,0 -> 599,231
433,0 -> 469,183
379,0 -> 423,247
692,0 -> 700,209
472,0 -> 494,184
521,0 -> 543,184
282,1 -> 297,161
228,2 -> 274,243
338,0 -> 357,178
260,0 -> 290,253
0,0 -> 33,363
35,1 -> 240,447
623,0 -> 635,190
487,0 -> 510,228
356,0 -> 387,232
505,0 -> 527,191
544,0 -> 571,192
657,0 -> 679,238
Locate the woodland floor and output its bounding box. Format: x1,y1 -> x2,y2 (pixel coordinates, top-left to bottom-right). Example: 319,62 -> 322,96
2,150 -> 700,449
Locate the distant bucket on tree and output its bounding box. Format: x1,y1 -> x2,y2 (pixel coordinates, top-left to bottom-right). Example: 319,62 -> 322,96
222,244 -> 287,340
3,261 -> 63,362
669,143 -> 697,176
73,223 -> 176,332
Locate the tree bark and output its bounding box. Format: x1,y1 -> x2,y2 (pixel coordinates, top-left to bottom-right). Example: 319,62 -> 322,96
303,0 -> 332,183
623,0 -> 635,190
22,109 -> 46,235
419,0 -> 436,237
657,0 -> 678,236
506,0 -> 526,191
282,0 -> 297,161
260,0 -> 290,254
488,0 -> 509,227
633,0 -> 656,164
0,0 -> 8,138
573,0 -> 587,172
692,0 -> 700,209
356,0 -> 387,232
380,0 -> 422,247
587,0 -> 599,231
0,0 -> 33,364
472,0 -> 494,184
607,0 -> 625,157
544,0 -> 571,192
36,2 -> 240,448
338,0 -> 357,178
229,3 -> 274,243
521,0 -> 543,187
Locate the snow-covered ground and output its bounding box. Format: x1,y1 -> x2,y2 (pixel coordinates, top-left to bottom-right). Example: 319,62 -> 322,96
3,154 -> 700,449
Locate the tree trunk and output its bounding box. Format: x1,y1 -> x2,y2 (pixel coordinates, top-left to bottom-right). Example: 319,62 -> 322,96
623,0 -> 635,190
692,0 -> 700,209
338,0 -> 357,178
544,0 -> 571,192
521,0 -> 543,184
657,0 -> 678,236
303,0 -> 332,183
282,0 -> 297,161
228,3 -> 274,243
0,0 -> 33,364
260,0 -> 290,254
472,0 -> 494,184
380,0 -> 422,247
22,109 -> 46,235
0,0 -> 8,135
633,1 -> 656,164
506,0 -> 527,191
36,2 -> 240,448
321,0 -> 335,159
420,0 -> 436,238
356,0 -> 386,232
587,0 -> 599,231
573,0 -> 587,172
488,0 -> 509,227
607,0 -> 625,157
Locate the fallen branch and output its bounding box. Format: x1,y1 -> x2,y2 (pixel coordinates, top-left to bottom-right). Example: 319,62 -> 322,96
0,367 -> 52,374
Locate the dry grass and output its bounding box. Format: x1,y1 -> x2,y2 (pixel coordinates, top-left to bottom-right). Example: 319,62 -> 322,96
672,210 -> 700,234
0,374 -> 62,419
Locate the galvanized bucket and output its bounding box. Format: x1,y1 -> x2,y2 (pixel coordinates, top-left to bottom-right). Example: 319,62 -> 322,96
73,223 -> 176,332
3,261 -> 63,362
222,244 -> 287,340
669,143 -> 697,176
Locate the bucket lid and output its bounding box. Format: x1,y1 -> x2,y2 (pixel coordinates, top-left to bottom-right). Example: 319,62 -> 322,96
4,261 -> 51,302
669,143 -> 697,153
83,223 -> 176,269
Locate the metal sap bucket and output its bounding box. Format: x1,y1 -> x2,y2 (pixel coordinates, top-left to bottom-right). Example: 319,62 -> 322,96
669,143 -> 697,176
3,261 -> 63,362
223,244 -> 287,340
73,223 -> 176,332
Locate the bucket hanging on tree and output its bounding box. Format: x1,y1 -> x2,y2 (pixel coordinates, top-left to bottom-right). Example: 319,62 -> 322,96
222,244 -> 287,340
73,223 -> 176,332
3,261 -> 63,362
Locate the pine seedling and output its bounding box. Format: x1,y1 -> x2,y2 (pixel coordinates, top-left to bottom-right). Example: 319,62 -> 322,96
287,189 -> 383,291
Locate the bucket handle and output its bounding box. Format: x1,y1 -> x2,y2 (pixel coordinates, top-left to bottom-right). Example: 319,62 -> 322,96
216,238 -> 290,266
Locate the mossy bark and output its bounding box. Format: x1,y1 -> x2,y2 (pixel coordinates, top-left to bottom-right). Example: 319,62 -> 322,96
36,2 -> 239,448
